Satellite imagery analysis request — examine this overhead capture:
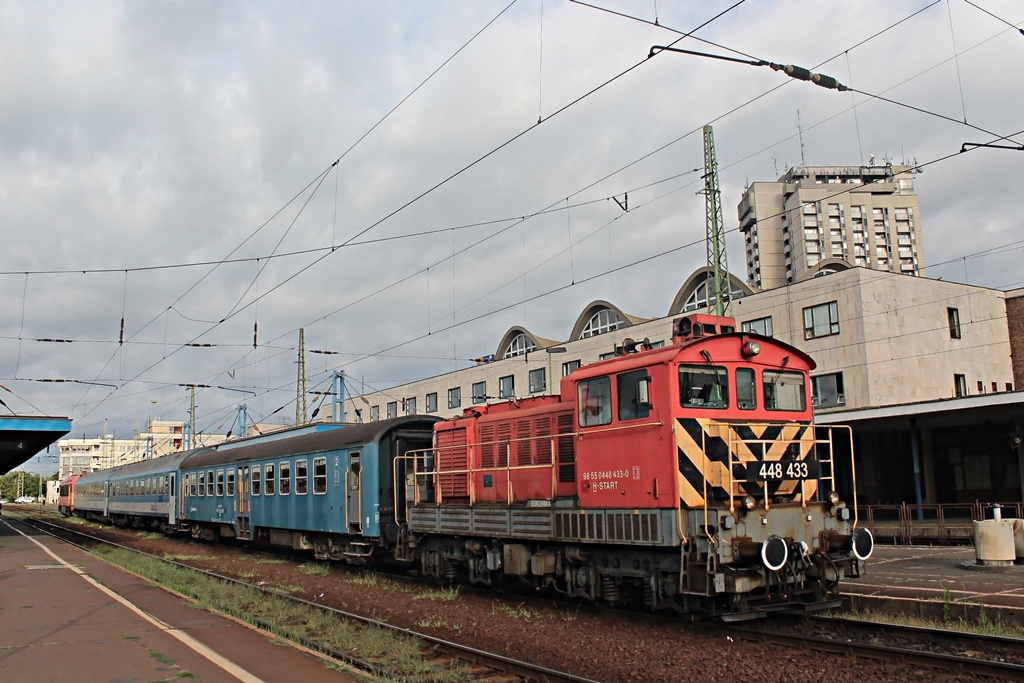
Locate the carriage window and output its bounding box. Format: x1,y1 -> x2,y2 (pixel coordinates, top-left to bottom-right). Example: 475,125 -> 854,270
198,471 -> 206,496
252,467 -> 262,496
159,476 -> 165,496
736,368 -> 756,410
227,469 -> 235,496
578,377 -> 612,427
313,457 -> 327,494
295,459 -> 308,495
279,462 -> 291,495
763,370 -> 807,411
265,464 -> 275,495
189,473 -> 198,497
679,365 -> 729,409
206,470 -> 214,497
216,470 -> 225,497
617,370 -> 651,421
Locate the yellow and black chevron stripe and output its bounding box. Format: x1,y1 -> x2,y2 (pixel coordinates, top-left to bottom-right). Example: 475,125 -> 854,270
674,418 -> 819,508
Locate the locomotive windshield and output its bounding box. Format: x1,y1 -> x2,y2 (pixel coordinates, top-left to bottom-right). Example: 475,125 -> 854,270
763,370 -> 807,411
679,365 -> 729,409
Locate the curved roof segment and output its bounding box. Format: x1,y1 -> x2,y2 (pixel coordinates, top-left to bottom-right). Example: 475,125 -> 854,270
494,326 -> 559,360
668,267 -> 754,316
568,300 -> 649,341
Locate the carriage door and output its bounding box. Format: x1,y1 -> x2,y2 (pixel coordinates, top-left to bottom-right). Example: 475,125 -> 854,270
168,474 -> 176,524
347,453 -> 362,533
103,482 -> 110,517
236,466 -> 251,540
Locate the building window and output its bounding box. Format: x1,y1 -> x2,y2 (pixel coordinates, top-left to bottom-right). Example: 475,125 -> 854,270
425,392 -> 438,413
472,381 -> 487,404
803,301 -> 839,340
812,373 -> 845,407
948,307 -> 961,339
448,387 -> 462,409
562,360 -> 581,376
741,316 -> 773,337
529,368 -> 546,393
313,457 -> 327,494
370,405 -> 379,422
386,401 -> 397,419
405,397 -> 417,415
498,375 -> 515,399
954,374 -> 967,398
977,380 -> 984,393
504,332 -> 538,358
581,308 -> 626,338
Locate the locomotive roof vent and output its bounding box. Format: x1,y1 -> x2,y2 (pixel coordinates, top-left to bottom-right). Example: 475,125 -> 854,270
672,313 -> 737,344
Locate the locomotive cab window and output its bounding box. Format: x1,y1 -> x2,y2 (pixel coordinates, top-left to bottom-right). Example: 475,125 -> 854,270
578,377 -> 612,427
763,370 -> 807,411
736,368 -> 756,410
679,365 -> 729,409
617,370 -> 652,421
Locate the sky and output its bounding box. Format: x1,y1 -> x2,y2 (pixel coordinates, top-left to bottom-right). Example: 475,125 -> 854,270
1,1 -> 1022,474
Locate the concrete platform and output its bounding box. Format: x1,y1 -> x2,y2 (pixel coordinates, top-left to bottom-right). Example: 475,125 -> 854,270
0,517 -> 357,683
843,544 -> 1024,626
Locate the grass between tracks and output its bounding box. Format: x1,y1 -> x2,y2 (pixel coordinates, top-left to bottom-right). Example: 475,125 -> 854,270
91,545 -> 472,682
844,593 -> 1024,638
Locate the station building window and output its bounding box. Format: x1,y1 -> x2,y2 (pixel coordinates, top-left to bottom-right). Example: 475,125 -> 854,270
448,387 -> 461,409
405,397 -> 417,415
386,401 -> 397,419
529,368 -> 546,394
499,375 -> 515,399
948,307 -> 961,339
425,392 -> 438,413
472,381 -> 487,404
370,405 -> 379,422
742,316 -> 773,337
562,360 -> 581,376
954,374 -> 967,398
803,301 -> 839,340
812,372 -> 845,407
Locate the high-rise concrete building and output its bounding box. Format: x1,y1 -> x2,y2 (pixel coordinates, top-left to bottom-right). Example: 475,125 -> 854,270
737,164 -> 924,289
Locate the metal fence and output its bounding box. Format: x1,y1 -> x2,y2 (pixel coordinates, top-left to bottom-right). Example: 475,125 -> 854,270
856,502 -> 1024,545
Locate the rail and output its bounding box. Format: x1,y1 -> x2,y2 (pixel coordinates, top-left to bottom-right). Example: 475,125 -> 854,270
857,501 -> 1024,545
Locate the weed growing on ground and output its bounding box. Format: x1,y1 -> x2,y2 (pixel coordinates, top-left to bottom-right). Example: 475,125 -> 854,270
412,586 -> 461,602
299,562 -> 331,577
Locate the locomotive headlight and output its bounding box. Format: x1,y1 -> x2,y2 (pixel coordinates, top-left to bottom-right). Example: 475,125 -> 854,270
742,495 -> 757,511
741,340 -> 761,358
827,490 -> 841,506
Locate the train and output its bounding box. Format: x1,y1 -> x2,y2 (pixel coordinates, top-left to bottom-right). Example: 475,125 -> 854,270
59,312 -> 873,620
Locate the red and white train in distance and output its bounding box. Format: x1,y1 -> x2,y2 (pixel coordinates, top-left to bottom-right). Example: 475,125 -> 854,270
402,312 -> 873,620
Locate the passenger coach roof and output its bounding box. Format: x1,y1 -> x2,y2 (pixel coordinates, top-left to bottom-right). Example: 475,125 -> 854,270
75,447 -> 209,486
183,415 -> 442,469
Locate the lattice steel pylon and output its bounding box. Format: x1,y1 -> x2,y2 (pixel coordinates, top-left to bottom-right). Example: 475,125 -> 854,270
296,328 -> 307,425
701,124 -> 731,316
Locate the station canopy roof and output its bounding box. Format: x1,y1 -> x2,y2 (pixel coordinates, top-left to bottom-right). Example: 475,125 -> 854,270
0,415 -> 72,475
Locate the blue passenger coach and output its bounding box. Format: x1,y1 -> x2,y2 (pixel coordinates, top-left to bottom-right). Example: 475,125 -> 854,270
74,448 -> 202,529
179,416 -> 439,561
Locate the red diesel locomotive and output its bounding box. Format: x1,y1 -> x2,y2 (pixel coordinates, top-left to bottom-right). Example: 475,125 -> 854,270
401,313 -> 873,619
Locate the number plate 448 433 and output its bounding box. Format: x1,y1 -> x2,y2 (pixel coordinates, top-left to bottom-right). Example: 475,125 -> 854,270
745,460 -> 819,481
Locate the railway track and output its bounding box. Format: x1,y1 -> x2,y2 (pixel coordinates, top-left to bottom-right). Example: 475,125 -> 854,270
21,514 -> 601,683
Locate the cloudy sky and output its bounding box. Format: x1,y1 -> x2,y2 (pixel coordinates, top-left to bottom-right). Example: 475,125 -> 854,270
2,0 -> 1021,471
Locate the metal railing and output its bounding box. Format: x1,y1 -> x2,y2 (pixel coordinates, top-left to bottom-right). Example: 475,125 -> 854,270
856,501 -> 1024,545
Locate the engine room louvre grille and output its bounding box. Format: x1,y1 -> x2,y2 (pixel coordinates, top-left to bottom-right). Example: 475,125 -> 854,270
535,415 -> 553,465
556,413 -> 576,482
516,419 -> 532,466
496,422 -> 512,466
480,424 -> 497,468
436,427 -> 469,499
